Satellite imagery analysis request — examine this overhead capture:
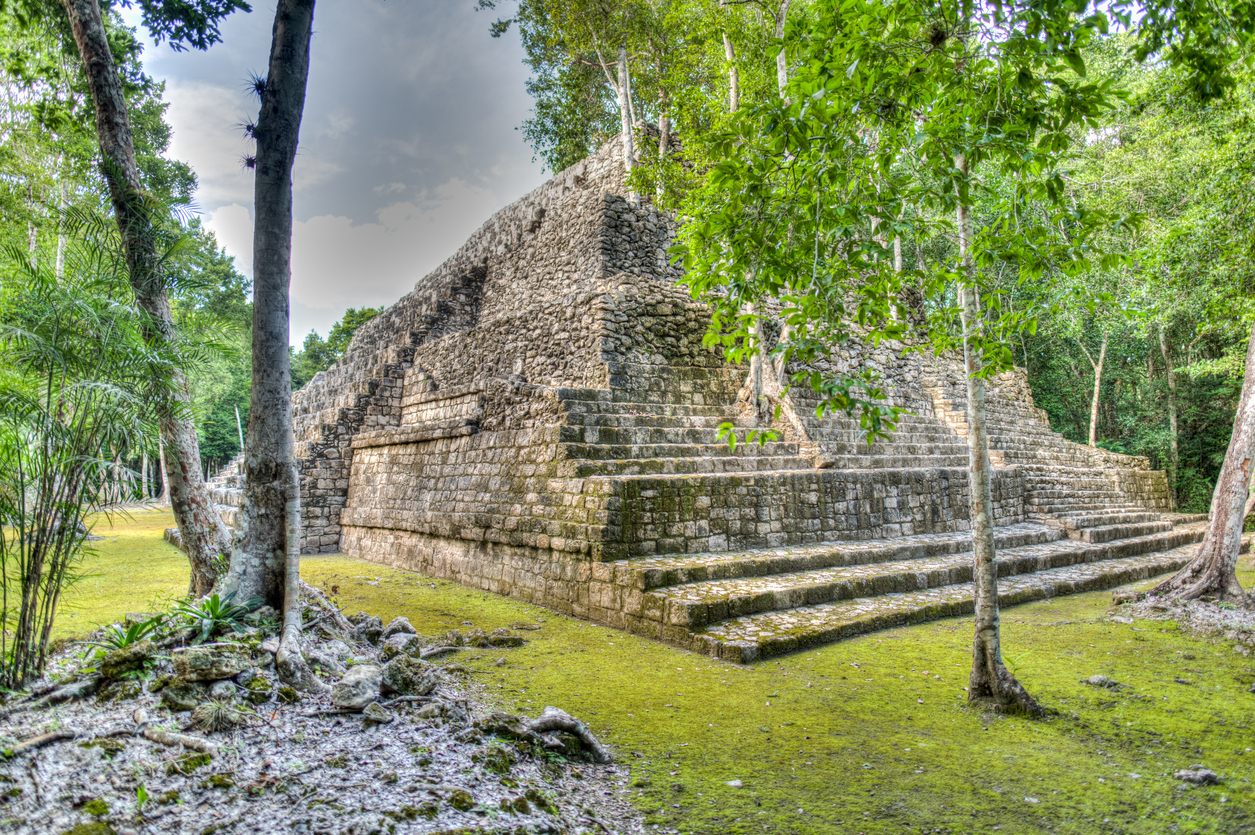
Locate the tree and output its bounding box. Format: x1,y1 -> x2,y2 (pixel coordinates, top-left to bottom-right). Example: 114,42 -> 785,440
0,221 -> 177,687
219,0 -> 319,691
58,0 -> 246,595
678,0 -> 1121,711
1121,0 -> 1255,603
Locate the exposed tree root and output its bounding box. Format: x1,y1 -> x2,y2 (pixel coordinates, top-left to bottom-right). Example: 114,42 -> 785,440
1148,555 -> 1248,606
0,676 -> 99,719
134,709 -> 217,753
5,730 -> 76,757
419,646 -> 463,661
526,706 -> 613,763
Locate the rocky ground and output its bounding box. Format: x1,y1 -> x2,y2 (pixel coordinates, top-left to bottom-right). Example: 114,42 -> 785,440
1121,593 -> 1255,651
0,598 -> 646,835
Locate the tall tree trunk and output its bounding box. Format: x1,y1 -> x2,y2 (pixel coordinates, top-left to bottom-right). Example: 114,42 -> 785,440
722,32 -> 739,113
55,179 -> 68,279
221,0 -> 322,692
62,0 -> 230,595
141,450 -> 148,501
774,0 -> 792,96
956,153 -> 1041,715
1082,335 -> 1107,447
158,439 -> 170,505
1159,325 -> 1179,508
1150,320 -> 1255,605
616,43 -> 636,202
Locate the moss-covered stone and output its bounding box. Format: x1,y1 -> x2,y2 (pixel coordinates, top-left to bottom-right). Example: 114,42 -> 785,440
166,752 -> 212,776
243,674 -> 273,704
78,738 -> 125,759
59,824 -> 115,835
79,798 -> 107,817
98,639 -> 154,679
95,678 -> 141,704
275,686 -> 300,705
446,790 -> 474,812
203,773 -> 235,789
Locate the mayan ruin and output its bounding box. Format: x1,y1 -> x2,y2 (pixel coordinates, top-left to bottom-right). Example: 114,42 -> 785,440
202,138 -> 1204,662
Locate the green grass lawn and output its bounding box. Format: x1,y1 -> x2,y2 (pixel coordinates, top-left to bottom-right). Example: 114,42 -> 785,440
64,509 -> 1255,834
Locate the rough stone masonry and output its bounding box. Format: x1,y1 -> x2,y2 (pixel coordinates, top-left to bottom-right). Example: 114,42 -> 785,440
208,133 -> 1189,661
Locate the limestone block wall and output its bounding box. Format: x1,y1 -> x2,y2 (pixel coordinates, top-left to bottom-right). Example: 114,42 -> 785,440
606,468 -> 1024,559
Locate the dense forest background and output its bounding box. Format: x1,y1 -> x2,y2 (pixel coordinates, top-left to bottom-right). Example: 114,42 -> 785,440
2,1 -> 1250,511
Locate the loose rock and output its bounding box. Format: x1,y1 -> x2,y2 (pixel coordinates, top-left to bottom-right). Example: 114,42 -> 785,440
381,655 -> 438,697
1175,765 -> 1222,785
172,644 -> 250,681
331,663 -> 382,710
98,640 -> 154,680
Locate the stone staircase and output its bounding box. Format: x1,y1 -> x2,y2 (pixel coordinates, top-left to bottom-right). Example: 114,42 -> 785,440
206,453 -> 245,529
559,364 -> 1209,661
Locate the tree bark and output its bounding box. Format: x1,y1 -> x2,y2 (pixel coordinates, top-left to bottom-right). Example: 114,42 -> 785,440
1159,325 -> 1179,507
62,0 -> 229,594
1080,335 -> 1107,447
616,45 -> 635,192
157,439 -> 170,505
221,0 -> 321,690
722,32 -> 739,113
774,0 -> 792,96
956,153 -> 1042,715
1149,320 -> 1255,605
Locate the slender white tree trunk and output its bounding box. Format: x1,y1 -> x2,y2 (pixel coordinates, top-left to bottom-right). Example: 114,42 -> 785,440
774,0 -> 792,96
157,439 -> 170,505
141,450 -> 149,501
956,153 -> 1041,714
1084,335 -> 1107,447
723,32 -> 739,113
1159,325 -> 1179,507
617,44 -> 635,196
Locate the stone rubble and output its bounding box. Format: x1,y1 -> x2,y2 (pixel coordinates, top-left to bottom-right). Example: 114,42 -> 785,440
0,614 -> 641,835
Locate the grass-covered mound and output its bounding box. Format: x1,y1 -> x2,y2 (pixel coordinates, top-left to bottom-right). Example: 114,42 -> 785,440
69,509 -> 1255,834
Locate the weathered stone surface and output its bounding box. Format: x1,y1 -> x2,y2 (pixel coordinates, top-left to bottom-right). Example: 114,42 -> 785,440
381,656 -> 438,696
488,628 -> 525,648
161,680 -> 208,712
331,664 -> 382,709
98,640 -> 154,679
382,616 -> 416,638
381,633 -> 424,661
362,702 -> 394,725
172,644 -> 250,681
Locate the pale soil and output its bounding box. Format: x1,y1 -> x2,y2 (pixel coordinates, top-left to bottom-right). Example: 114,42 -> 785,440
0,631 -> 647,835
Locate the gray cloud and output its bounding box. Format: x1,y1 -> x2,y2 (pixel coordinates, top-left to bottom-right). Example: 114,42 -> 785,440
128,0 -> 547,338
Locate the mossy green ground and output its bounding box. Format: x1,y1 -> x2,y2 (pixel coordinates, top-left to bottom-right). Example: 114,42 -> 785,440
68,509 -> 1255,834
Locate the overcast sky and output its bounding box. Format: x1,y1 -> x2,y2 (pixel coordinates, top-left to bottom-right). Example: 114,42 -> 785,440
122,1 -> 547,342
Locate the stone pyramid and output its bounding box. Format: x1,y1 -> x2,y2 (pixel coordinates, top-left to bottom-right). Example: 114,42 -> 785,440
208,136 -> 1201,662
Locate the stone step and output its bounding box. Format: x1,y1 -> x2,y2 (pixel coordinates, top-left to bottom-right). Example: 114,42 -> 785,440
637,523 -> 1204,631
209,488 -> 242,507
565,413 -> 758,430
216,505 -> 238,527
692,543 -> 1203,663
1057,511 -> 1160,529
565,457 -> 812,478
817,454 -> 974,470
1066,520 -> 1174,543
560,398 -> 742,418
559,440 -> 799,462
606,522 -> 1062,592
808,428 -> 963,445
